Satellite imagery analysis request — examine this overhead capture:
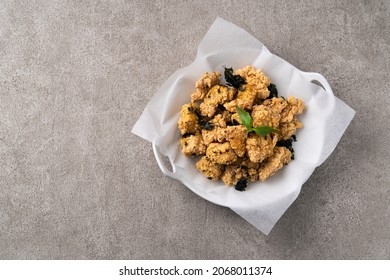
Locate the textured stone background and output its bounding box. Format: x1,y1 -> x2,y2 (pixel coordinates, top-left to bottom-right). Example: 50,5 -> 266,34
0,0 -> 389,259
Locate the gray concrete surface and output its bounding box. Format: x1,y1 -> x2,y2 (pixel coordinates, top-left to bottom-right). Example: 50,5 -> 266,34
0,0 -> 389,259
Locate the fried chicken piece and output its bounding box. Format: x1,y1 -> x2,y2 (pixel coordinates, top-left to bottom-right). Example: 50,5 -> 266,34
221,163 -> 247,186
191,71 -> 221,102
177,103 -> 199,135
279,117 -> 304,140
246,134 -> 278,163
201,127 -> 227,146
206,142 -> 238,165
262,97 -> 288,113
241,158 -> 260,182
280,96 -> 305,123
200,85 -> 236,117
210,111 -> 231,128
196,156 -> 224,180
251,104 -> 280,128
180,133 -> 206,156
223,84 -> 257,112
235,65 -> 271,101
258,146 -> 292,181
226,125 -> 247,157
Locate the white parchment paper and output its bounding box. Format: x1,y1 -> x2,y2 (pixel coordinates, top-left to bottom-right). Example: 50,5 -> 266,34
131,18 -> 355,234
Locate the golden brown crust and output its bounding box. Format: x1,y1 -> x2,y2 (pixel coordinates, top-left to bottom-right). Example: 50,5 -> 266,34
246,134 -> 278,163
259,146 -> 292,181
223,85 -> 257,112
206,142 -> 238,165
177,103 -> 199,135
200,85 -> 236,117
226,125 -> 247,157
191,71 -> 221,102
180,133 -> 206,156
251,105 -> 280,128
196,156 -> 224,180
235,65 -> 271,100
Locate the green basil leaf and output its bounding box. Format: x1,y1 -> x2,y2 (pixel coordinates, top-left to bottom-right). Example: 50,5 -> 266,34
236,106 -> 252,130
252,126 -> 280,136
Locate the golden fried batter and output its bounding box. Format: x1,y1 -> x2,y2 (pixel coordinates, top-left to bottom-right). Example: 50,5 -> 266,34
180,133 -> 206,156
200,85 -> 236,117
206,142 -> 238,165
262,97 -> 288,113
259,146 -> 292,181
280,96 -> 305,123
210,111 -> 231,128
196,156 -> 224,180
224,84 -> 257,112
191,71 -> 221,102
235,65 -> 271,100
226,125 -> 247,157
201,127 -> 227,146
177,103 -> 199,135
251,104 -> 280,128
246,134 -> 278,163
279,117 -> 304,140
221,163 -> 247,186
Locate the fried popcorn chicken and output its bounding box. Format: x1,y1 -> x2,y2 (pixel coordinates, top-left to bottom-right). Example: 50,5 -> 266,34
246,134 -> 278,163
223,84 -> 257,112
226,125 -> 247,157
262,97 -> 288,113
221,163 -> 247,186
196,156 -> 224,180
191,71 -> 221,102
280,96 -> 305,123
178,66 -> 305,189
206,142 -> 238,165
177,103 -> 199,135
235,65 -> 271,100
279,117 -> 304,140
180,133 -> 206,156
200,85 -> 236,117
210,111 -> 231,128
259,146 -> 292,181
201,127 -> 227,146
251,104 -> 280,128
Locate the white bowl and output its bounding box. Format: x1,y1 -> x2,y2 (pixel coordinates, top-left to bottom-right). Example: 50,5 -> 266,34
152,51 -> 335,210
132,18 -> 350,233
